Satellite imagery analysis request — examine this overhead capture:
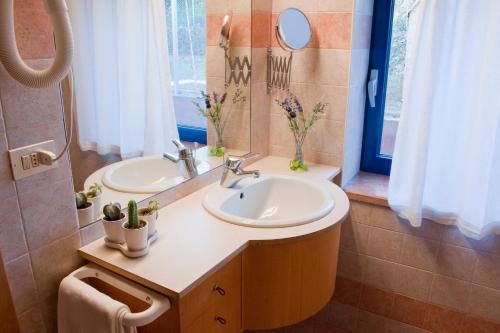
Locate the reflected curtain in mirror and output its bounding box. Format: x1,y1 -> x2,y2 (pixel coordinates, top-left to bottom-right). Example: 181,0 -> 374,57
68,0 -> 179,159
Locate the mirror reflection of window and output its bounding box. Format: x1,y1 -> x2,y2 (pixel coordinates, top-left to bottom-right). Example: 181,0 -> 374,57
165,0 -> 207,144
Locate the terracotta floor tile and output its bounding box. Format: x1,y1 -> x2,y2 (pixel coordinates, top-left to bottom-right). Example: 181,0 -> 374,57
422,304 -> 465,333
333,276 -> 363,307
463,315 -> 500,333
359,285 -> 395,318
389,294 -> 429,329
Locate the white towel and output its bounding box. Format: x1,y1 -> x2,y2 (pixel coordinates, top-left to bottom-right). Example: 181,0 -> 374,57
58,275 -> 137,333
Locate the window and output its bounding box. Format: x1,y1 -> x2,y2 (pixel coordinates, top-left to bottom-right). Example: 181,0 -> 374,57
165,0 -> 207,143
361,0 -> 417,174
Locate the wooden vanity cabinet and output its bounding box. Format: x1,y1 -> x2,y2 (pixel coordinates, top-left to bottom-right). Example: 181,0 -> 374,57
180,254 -> 242,333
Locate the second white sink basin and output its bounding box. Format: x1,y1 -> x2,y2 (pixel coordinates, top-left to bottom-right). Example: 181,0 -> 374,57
203,175 -> 335,227
102,155 -> 211,194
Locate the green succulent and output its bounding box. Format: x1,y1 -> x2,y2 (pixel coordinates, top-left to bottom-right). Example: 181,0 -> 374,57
75,192 -> 88,209
139,200 -> 160,217
86,183 -> 102,198
127,200 -> 139,229
103,202 -> 122,221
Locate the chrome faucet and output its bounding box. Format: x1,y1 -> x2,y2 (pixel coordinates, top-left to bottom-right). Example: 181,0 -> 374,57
163,139 -> 198,179
220,154 -> 260,188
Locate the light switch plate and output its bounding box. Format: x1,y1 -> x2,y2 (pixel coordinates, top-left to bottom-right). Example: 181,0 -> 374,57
8,140 -> 58,180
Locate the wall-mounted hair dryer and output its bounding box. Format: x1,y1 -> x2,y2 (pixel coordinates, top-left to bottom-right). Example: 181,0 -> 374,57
0,0 -> 73,88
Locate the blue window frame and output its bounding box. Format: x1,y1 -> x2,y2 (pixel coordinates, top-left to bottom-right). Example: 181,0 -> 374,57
360,0 -> 396,175
177,125 -> 207,144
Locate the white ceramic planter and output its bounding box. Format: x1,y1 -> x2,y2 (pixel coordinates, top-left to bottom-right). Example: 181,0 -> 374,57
87,194 -> 102,221
139,211 -> 157,238
102,214 -> 126,244
77,202 -> 94,228
122,220 -> 149,251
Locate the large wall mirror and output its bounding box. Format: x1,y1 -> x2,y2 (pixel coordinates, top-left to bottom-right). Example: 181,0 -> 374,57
65,0 -> 251,228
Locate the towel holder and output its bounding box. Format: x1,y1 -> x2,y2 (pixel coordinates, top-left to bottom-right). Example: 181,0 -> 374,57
68,263 -> 171,327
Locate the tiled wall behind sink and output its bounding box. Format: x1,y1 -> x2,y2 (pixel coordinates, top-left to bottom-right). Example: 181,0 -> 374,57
0,1 -> 83,332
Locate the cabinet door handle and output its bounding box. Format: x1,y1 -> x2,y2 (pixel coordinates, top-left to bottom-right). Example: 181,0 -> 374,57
213,285 -> 226,296
214,315 -> 227,325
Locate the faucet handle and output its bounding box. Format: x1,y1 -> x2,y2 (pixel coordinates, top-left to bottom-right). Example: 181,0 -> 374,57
224,153 -> 259,170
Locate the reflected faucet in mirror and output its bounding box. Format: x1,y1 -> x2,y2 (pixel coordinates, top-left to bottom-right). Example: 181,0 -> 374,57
220,154 -> 260,188
163,139 -> 199,180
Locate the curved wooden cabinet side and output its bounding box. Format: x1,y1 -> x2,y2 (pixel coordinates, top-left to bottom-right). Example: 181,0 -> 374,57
90,222 -> 344,333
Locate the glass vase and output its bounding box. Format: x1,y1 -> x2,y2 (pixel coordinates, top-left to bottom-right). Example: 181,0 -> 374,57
290,137 -> 308,171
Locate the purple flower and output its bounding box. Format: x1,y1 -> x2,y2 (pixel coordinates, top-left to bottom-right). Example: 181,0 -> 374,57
205,97 -> 211,109
289,111 -> 296,118
220,92 -> 227,104
213,92 -> 219,103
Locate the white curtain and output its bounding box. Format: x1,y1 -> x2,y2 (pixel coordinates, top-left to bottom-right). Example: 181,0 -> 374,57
388,0 -> 500,239
68,0 -> 179,158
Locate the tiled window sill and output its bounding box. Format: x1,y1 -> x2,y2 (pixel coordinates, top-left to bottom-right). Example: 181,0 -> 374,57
343,172 -> 389,207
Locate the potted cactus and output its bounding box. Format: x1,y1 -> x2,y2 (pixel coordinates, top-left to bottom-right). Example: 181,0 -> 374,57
86,183 -> 103,220
76,192 -> 93,228
102,202 -> 125,244
138,200 -> 160,238
122,200 -> 149,251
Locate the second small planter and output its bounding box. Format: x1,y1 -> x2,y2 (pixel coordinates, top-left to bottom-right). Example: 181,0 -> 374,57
122,220 -> 149,251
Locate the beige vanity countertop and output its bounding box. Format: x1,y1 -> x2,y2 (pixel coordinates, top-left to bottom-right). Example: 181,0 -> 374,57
78,156 -> 347,297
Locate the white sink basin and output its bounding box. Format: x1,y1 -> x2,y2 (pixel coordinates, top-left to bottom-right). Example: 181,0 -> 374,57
203,175 -> 335,227
102,155 -> 211,194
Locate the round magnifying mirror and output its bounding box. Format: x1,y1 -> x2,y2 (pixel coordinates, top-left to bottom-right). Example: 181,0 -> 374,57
219,13 -> 232,50
276,8 -> 312,51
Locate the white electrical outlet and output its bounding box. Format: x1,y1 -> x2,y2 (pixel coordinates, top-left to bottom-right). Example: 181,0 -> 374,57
8,140 -> 58,180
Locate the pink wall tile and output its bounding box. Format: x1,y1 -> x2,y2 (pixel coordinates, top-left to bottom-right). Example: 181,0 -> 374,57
318,0 -> 354,12
230,13 -> 252,47
312,13 -> 353,49
337,249 -> 364,282
251,10 -> 271,48
206,15 -> 225,46
14,0 -> 55,59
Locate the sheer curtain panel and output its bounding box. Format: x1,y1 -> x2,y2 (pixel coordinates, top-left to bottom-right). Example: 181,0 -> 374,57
388,0 -> 500,239
68,0 -> 179,158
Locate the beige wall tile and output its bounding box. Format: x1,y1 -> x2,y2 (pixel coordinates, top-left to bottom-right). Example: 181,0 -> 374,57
362,255 -> 400,291
206,46 -> 226,78
273,0 -> 320,13
340,219 -> 371,254
436,244 -> 477,281
30,232 -> 83,300
472,252 -> 500,290
429,275 -> 471,311
0,195 -> 28,262
5,254 -> 39,315
365,227 -> 403,262
338,249 -> 365,281
466,284 -> 500,324
318,0 -> 354,12
399,234 -> 440,272
395,264 -> 433,301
